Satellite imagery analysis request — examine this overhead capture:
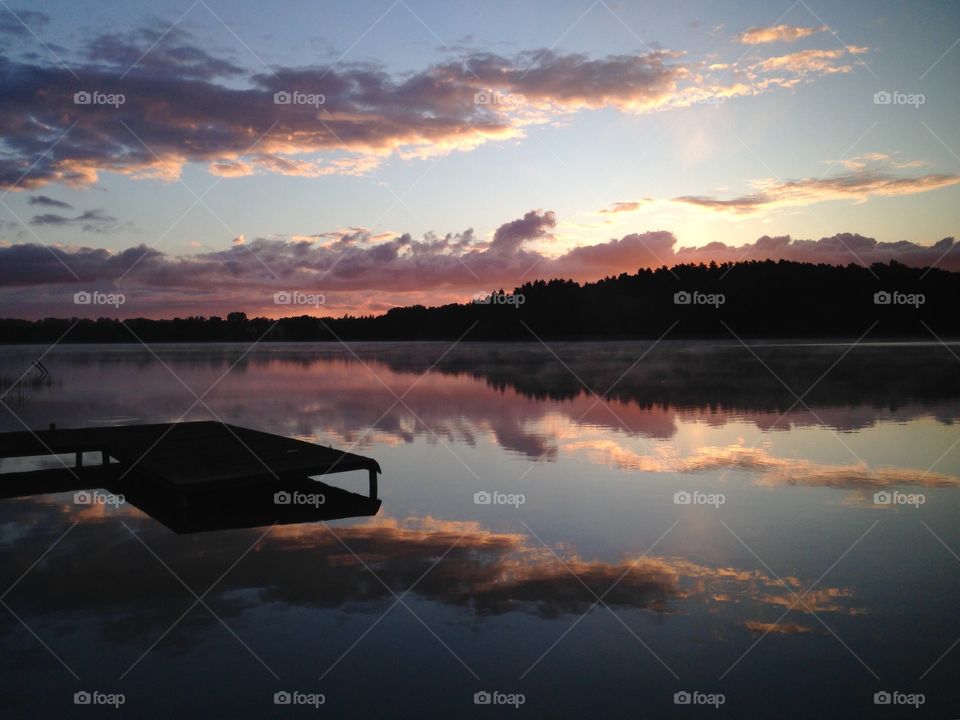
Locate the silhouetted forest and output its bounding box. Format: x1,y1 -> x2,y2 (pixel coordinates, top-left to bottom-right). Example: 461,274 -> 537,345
2,260 -> 957,343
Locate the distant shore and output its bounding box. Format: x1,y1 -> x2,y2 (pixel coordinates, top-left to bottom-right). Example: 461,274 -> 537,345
2,259 -> 958,343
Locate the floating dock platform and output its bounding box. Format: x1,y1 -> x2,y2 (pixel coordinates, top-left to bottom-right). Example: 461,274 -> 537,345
0,420 -> 381,498
0,421 -> 383,533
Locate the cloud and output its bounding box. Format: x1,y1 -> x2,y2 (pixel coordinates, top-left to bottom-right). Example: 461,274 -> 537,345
27,194 -> 73,209
750,46 -> 868,78
598,200 -> 650,215
673,233 -> 960,269
0,9 -> 49,37
488,209 -> 556,253
551,230 -> 677,276
0,47 -> 669,188
744,620 -> 814,634
828,152 -> 928,172
674,166 -> 960,215
28,208 -> 119,233
0,243 -> 158,287
737,24 -> 828,44
465,49 -> 688,112
0,209 -> 565,294
1,204 -> 958,317
0,26 -> 870,190
83,25 -> 244,81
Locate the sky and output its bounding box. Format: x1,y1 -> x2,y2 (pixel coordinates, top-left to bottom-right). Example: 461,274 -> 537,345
0,0 -> 958,318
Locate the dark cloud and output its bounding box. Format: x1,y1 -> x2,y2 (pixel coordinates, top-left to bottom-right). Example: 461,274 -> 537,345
27,194 -> 72,209
462,49 -> 686,110
0,26 -> 868,190
488,209 -> 555,254
84,25 -> 244,80
0,9 -> 49,37
29,208 -> 119,233
0,243 -> 157,286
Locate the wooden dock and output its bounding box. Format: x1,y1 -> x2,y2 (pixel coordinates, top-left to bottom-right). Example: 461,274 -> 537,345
0,421 -> 382,498
0,421 -> 383,534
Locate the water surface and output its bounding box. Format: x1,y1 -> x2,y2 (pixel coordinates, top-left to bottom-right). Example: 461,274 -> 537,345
1,341 -> 958,717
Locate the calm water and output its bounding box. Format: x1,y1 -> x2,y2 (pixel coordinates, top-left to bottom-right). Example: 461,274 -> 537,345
1,341 -> 959,718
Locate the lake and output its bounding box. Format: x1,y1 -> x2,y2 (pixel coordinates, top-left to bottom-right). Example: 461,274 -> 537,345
1,341 -> 958,717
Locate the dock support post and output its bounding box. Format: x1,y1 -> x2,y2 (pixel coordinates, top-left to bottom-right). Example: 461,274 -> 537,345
101,450 -> 108,465
75,451 -> 83,468
368,468 -> 378,500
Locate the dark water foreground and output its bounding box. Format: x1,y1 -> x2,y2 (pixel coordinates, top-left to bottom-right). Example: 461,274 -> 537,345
0,341 -> 958,718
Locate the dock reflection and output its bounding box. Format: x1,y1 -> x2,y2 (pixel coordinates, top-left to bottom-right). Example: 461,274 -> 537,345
0,469 -> 380,534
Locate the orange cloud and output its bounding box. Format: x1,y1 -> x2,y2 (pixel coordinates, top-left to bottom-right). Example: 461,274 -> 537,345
737,24 -> 828,44
750,47 -> 868,77
675,165 -> 960,215
598,200 -> 651,215
744,620 -> 814,634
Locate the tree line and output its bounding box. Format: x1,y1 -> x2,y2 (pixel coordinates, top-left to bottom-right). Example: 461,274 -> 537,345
1,260 -> 957,343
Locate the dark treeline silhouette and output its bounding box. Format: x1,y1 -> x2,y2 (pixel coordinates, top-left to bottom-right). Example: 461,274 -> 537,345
1,260 -> 957,343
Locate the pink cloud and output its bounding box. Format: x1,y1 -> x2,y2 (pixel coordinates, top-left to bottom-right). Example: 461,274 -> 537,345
0,207 -> 956,318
